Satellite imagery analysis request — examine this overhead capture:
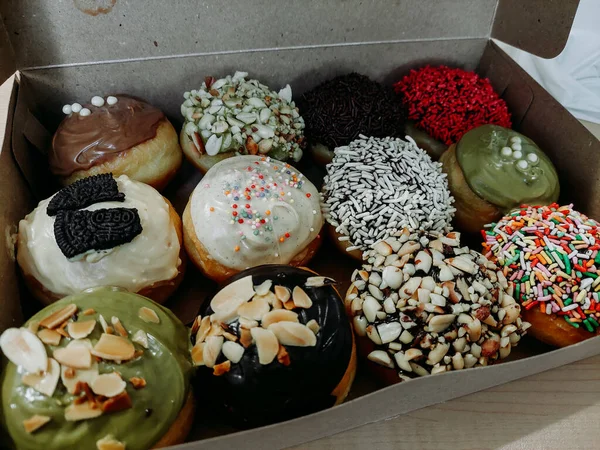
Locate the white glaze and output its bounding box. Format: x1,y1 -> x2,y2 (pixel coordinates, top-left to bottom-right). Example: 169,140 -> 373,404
18,175 -> 181,296
190,155 -> 322,270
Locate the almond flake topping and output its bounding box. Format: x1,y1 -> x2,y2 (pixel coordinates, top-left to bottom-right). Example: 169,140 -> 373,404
292,286 -> 313,308
0,328 -> 48,374
213,360 -> 231,376
98,315 -> 109,333
96,435 -> 126,450
67,320 -> 97,340
237,295 -> 270,321
138,307 -> 160,324
261,309 -> 299,328
92,334 -> 135,362
82,308 -> 96,316
39,304 -> 77,329
211,275 -> 255,322
250,327 -> 279,365
131,330 -> 149,348
306,319 -> 320,335
91,372 -> 126,398
60,340 -> 99,393
129,377 -> 146,389
195,316 -> 212,344
37,328 -> 62,346
23,415 -> 51,434
53,345 -> 92,369
222,341 -> 244,363
203,336 -> 224,368
101,391 -> 132,413
111,317 -> 128,337
268,322 -> 317,347
21,358 -> 60,397
274,285 -> 290,303
191,342 -> 205,366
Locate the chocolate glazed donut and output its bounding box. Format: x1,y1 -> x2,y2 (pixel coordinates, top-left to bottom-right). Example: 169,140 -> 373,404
194,265 -> 356,427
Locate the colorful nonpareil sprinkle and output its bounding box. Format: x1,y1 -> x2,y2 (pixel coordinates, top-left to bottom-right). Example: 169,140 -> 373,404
394,66 -> 512,146
482,204 -> 600,333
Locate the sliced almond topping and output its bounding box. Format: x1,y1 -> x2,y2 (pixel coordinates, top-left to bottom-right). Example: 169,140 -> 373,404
98,315 -> 109,333
191,315 -> 202,334
237,295 -> 270,321
64,367 -> 76,379
21,358 -> 60,397
203,336 -> 224,368
23,415 -> 51,434
91,334 -> 135,362
222,341 -> 244,363
105,326 -> 114,335
195,316 -> 212,344
213,360 -> 231,376
283,300 -> 295,310
37,328 -> 62,346
82,308 -> 96,316
306,319 -> 320,335
91,372 -> 126,398
258,291 -> 277,306
250,327 -> 279,365
274,285 -> 291,303
277,345 -> 291,366
60,340 -> 100,394
305,276 -> 335,287
254,279 -> 273,296
207,325 -> 223,338
96,435 -> 126,450
191,342 -> 205,366
56,324 -> 70,338
272,296 -> 283,310
261,310 -> 298,328
111,317 -> 128,337
131,330 -> 148,349
210,275 -> 255,323
101,391 -> 132,413
239,317 -> 258,329
129,377 -> 146,389
65,401 -> 103,421
240,328 -> 252,348
39,304 -> 77,329
268,322 -> 317,347
138,307 -> 160,324
27,320 -> 40,334
292,286 -> 313,309
67,320 -> 97,340
0,328 -> 48,374
223,330 -> 238,341
53,345 -> 92,369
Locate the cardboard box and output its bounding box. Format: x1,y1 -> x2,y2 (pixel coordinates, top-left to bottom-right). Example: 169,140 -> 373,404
1,1 -> 599,448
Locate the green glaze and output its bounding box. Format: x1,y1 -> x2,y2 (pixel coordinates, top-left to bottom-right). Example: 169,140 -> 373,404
456,124 -> 559,211
1,287 -> 192,450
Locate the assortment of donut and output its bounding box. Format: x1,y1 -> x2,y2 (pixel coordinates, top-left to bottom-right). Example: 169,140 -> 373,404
0,65 -> 595,448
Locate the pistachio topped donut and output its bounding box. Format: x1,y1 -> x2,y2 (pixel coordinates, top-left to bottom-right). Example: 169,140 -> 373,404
0,287 -> 194,450
190,265 -> 356,426
180,71 -> 306,172
183,156 -> 323,282
440,125 -> 559,233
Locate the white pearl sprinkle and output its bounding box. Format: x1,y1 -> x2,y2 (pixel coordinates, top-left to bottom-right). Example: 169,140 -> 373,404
511,143 -> 522,152
71,103 -> 82,113
517,160 -> 529,170
106,96 -> 118,105
79,108 -> 91,116
62,104 -> 72,115
274,253 -> 279,257
527,153 -> 539,163
91,96 -> 105,107
310,227 -> 314,232
512,151 -> 523,159
500,146 -> 512,156
510,136 -> 522,144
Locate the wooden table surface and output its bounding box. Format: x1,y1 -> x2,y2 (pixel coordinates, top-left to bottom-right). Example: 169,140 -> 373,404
2,76 -> 600,450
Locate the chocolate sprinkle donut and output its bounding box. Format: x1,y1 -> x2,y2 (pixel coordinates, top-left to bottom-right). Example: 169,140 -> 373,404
299,73 -> 405,149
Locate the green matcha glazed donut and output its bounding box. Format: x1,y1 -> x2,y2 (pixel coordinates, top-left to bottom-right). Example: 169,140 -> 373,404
440,124 -> 560,233
0,287 -> 194,450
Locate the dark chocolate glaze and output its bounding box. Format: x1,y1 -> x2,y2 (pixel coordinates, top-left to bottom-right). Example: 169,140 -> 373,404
194,265 -> 353,427
50,95 -> 165,177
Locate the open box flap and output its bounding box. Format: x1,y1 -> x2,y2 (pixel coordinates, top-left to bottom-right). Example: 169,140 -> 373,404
0,0 -> 577,72
492,0 -> 580,59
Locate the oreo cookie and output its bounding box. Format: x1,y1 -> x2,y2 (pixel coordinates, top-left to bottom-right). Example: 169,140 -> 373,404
54,208 -> 142,258
47,173 -> 125,216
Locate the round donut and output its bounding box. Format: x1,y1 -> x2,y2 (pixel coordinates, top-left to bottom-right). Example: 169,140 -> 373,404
17,174 -> 185,305
50,95 -> 182,191
183,155 -> 323,282
440,125 -> 560,233
190,265 -> 356,427
180,72 -> 305,173
483,204 -> 600,347
322,135 -> 455,261
0,287 -> 194,449
345,228 -> 530,385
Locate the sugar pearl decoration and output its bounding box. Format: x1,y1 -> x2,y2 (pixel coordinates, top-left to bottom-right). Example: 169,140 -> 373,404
512,151 -> 523,159
517,160 -> 528,170
500,146 -> 512,157
107,96 -> 118,105
91,96 -> 105,107
79,108 -> 91,117
62,105 -> 72,115
71,103 -> 82,113
527,153 -> 539,163
510,136 -> 521,144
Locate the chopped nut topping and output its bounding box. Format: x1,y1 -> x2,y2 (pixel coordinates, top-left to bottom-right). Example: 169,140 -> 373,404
213,360 -> 231,376
129,377 -> 146,389
105,326 -> 115,335
65,401 -> 103,421
240,328 -> 252,348
98,315 -> 109,333
250,327 -> 279,365
138,307 -> 160,324
22,415 -> 51,433
131,330 -> 148,348
91,372 -> 126,398
261,309 -> 299,328
82,308 -> 96,316
195,316 -> 212,344
133,350 -> 144,359
292,286 -> 313,309
283,300 -> 295,310
37,328 -> 62,346
39,304 -> 77,329
203,336 -> 224,368
101,391 -> 132,413
111,317 -> 128,337
268,322 -> 317,347
191,315 -> 202,335
91,333 -> 135,362
64,367 -> 76,379
67,320 -> 97,340
21,358 -> 60,397
53,345 -> 92,369
277,345 -> 290,366
191,342 -> 205,366
96,435 -> 126,450
306,319 -> 320,335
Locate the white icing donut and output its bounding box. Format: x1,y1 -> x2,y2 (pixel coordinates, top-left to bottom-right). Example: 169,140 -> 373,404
189,155 -> 322,270
18,175 -> 181,296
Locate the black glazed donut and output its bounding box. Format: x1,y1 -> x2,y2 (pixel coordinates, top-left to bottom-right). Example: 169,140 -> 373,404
191,265 -> 356,427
